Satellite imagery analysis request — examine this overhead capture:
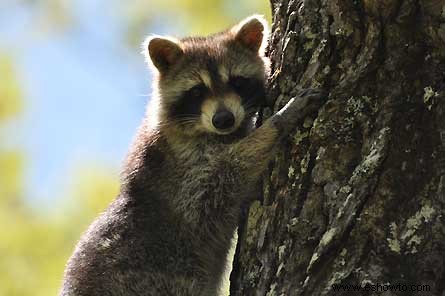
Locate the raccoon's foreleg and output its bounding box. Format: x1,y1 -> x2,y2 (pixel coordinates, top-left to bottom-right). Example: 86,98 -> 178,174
231,89 -> 326,179
271,88 -> 326,135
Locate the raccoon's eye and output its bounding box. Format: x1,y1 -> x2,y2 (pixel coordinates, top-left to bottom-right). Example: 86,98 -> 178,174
229,76 -> 255,94
229,75 -> 266,108
187,84 -> 208,99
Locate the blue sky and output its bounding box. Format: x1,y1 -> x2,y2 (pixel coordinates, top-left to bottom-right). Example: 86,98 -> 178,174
1,1 -> 152,207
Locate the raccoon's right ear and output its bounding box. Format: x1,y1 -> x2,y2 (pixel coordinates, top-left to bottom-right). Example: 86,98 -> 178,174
144,36 -> 183,73
232,15 -> 269,55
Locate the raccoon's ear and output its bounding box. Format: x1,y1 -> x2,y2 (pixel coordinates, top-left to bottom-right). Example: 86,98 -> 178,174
232,15 -> 268,54
145,36 -> 183,73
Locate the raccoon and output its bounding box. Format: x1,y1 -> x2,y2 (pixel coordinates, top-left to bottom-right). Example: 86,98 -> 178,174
60,15 -> 325,296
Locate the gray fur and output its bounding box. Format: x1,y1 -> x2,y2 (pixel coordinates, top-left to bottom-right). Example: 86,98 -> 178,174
60,16 -> 325,296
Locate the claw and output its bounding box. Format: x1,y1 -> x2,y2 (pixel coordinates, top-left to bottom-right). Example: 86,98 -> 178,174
299,88 -> 328,99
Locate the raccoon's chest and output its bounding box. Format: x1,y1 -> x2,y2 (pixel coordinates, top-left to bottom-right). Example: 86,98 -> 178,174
178,150 -> 234,194
168,145 -> 242,211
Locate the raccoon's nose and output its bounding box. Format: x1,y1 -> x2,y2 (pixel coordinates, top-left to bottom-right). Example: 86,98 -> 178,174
212,110 -> 235,130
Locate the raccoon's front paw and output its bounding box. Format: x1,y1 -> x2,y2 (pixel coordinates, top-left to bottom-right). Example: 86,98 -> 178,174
298,88 -> 327,102
295,88 -> 328,113
274,88 -> 327,125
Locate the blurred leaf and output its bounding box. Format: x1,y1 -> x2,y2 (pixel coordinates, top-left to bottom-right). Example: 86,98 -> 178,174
0,151 -> 23,204
119,0 -> 271,46
0,54 -> 22,121
63,166 -> 120,226
0,166 -> 119,296
36,0 -> 73,35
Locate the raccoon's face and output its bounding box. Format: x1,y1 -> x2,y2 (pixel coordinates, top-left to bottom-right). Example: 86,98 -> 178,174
145,16 -> 269,137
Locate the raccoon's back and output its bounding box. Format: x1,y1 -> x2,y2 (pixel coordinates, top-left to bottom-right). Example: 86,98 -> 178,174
60,192 -> 200,295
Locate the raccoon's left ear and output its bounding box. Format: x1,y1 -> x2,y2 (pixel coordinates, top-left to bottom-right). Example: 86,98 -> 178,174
232,15 -> 269,54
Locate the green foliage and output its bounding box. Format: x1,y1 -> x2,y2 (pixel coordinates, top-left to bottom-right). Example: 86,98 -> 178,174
0,53 -> 24,205
0,151 -> 23,204
0,54 -> 22,121
0,166 -> 119,296
119,0 -> 271,46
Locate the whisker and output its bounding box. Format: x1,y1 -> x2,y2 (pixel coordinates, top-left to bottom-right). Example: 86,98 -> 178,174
202,114 -> 212,122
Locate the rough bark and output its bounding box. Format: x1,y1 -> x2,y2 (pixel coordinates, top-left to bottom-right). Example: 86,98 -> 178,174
230,0 -> 445,295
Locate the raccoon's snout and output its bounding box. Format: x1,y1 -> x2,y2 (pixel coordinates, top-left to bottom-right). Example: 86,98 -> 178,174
212,109 -> 235,130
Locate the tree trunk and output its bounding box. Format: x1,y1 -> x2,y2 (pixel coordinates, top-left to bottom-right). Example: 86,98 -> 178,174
230,0 -> 445,295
